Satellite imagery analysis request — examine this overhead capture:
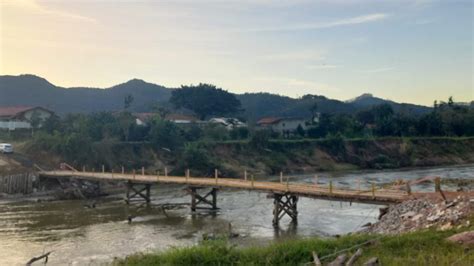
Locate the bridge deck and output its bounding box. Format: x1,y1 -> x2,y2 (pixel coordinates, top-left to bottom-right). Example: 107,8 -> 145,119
39,170 -> 409,204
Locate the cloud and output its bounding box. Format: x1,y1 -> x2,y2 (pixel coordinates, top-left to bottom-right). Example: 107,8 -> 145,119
3,0 -> 96,23
358,67 -> 394,73
239,13 -> 389,32
307,64 -> 341,70
262,50 -> 325,61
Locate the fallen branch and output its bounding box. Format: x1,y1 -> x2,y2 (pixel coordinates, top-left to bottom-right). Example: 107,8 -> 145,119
26,251 -> 52,265
346,248 -> 363,266
312,251 -> 321,266
328,253 -> 347,266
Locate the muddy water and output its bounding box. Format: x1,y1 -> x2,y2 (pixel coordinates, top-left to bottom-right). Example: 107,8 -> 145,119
1,164 -> 473,265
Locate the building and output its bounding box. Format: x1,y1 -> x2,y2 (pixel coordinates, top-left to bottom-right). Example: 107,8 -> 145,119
0,106 -> 54,130
208,117 -> 246,130
133,113 -> 199,126
257,117 -> 308,136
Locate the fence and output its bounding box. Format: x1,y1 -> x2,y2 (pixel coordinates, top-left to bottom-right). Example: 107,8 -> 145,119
0,172 -> 36,194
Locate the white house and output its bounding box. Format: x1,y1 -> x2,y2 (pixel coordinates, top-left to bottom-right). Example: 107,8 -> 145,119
0,106 -> 54,130
256,117 -> 308,135
208,117 -> 246,130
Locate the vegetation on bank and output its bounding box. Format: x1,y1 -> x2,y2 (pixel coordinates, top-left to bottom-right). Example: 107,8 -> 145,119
116,219 -> 474,266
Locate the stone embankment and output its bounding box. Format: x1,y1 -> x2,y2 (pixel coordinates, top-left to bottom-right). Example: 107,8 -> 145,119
366,194 -> 473,234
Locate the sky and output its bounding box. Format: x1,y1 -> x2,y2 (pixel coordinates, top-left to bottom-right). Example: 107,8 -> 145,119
0,0 -> 472,106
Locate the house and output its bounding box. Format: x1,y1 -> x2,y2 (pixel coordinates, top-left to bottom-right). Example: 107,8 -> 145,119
257,117 -> 308,135
208,117 -> 246,130
165,114 -> 199,124
0,106 -> 54,130
133,113 -> 199,126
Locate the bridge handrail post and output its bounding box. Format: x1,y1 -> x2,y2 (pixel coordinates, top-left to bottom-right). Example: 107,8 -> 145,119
329,181 -> 333,194
121,166 -> 124,174
215,169 -> 218,184
102,165 -> 105,173
251,175 -> 254,187
280,172 -> 283,183
314,175 -> 318,188
286,175 -> 289,191
244,170 -> 247,181
82,166 -> 85,172
435,177 -> 441,192
406,181 -> 412,195
165,167 -> 168,177
142,167 -> 145,176
186,169 -> 189,182
133,169 -> 136,180
371,183 -> 375,197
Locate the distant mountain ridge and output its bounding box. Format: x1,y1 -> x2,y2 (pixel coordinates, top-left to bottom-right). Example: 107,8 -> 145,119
0,74 -> 432,120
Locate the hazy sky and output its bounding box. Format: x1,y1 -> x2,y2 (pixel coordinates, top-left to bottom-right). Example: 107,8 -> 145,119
1,0 -> 472,105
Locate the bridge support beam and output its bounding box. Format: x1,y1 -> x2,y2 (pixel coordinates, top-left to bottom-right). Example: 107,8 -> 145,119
272,193 -> 298,227
125,181 -> 151,204
187,187 -> 218,212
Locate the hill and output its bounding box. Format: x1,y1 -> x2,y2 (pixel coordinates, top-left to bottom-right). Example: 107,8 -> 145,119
0,74 -> 432,120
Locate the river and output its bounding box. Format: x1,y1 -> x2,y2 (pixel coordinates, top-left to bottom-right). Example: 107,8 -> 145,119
1,164 -> 473,265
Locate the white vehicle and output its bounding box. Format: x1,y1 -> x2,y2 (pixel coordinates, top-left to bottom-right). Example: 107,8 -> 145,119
0,143 -> 13,154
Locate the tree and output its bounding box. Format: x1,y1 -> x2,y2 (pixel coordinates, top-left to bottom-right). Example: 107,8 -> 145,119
124,94 -> 134,110
29,111 -> 42,136
170,83 -> 241,120
310,102 -> 318,123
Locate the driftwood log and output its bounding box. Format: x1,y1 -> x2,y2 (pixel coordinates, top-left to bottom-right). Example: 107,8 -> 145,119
312,251 -> 322,266
364,257 -> 379,266
26,251 -> 52,265
328,253 -> 347,266
346,248 -> 363,266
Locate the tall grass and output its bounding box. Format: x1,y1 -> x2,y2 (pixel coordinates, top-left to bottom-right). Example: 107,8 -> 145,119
116,222 -> 474,266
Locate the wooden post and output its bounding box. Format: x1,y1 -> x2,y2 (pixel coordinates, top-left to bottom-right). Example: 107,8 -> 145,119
215,169 -> 218,184
329,181 -> 333,194
165,167 -> 168,177
251,175 -> 254,187
286,175 -> 289,191
142,167 -> 145,176
357,179 -> 361,191
186,169 -> 190,181
406,181 -> 412,195
133,169 -> 136,179
280,172 -> 283,183
82,166 -> 85,172
244,170 -> 247,181
121,166 -> 124,174
371,183 -> 375,197
314,175 -> 318,188
112,169 -> 114,178
102,165 -> 105,173
435,177 -> 441,192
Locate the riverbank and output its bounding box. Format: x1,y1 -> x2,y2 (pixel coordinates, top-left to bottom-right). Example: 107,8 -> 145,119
12,136 -> 474,178
116,215 -> 474,265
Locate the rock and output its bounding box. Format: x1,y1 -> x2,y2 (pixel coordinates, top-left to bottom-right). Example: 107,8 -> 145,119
401,211 -> 416,219
427,215 -> 440,222
447,231 -> 474,245
411,214 -> 423,221
440,222 -> 453,231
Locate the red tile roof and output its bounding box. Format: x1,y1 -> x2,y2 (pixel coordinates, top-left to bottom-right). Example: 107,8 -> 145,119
257,117 -> 282,125
0,106 -> 38,117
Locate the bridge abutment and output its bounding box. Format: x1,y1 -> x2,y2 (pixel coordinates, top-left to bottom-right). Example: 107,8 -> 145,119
187,186 -> 219,212
272,193 -> 298,226
125,181 -> 151,204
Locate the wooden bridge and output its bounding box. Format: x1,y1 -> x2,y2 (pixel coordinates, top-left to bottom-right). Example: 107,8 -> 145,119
38,166 -> 418,226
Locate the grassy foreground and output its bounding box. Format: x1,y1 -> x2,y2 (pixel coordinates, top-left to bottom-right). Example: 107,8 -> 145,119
115,221 -> 474,266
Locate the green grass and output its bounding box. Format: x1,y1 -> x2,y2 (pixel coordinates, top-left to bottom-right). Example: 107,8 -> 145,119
115,222 -> 474,266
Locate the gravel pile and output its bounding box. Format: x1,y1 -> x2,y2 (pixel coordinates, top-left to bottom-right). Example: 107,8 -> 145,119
365,195 -> 473,234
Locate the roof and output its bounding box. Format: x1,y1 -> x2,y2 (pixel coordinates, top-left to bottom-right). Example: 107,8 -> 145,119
0,106 -> 53,118
165,114 -> 198,122
133,112 -> 155,122
257,117 -> 282,125
257,117 -> 307,125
